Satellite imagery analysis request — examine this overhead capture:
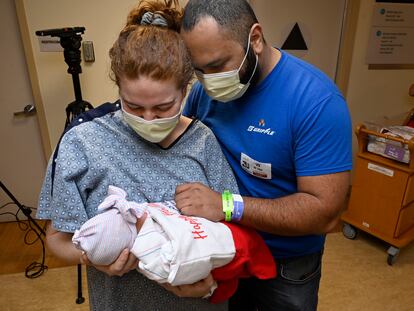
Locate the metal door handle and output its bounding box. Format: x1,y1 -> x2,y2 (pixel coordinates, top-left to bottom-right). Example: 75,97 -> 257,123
14,104 -> 36,116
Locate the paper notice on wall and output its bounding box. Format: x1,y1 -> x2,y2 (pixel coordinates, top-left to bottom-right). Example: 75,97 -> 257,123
38,36 -> 63,52
366,3 -> 414,64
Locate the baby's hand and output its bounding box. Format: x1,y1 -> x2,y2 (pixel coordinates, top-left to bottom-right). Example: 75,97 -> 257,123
79,251 -> 90,265
80,249 -> 138,277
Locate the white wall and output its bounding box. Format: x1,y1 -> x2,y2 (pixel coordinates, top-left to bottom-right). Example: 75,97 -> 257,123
20,0 -> 186,152
22,0 -> 137,149
345,0 -> 414,158
251,0 -> 346,80
19,0 -> 414,166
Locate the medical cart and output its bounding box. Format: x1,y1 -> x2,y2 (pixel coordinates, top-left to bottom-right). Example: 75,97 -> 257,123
341,124 -> 414,265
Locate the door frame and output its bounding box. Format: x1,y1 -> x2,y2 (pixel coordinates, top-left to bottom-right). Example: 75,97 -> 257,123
15,0 -> 52,158
336,0 -> 361,96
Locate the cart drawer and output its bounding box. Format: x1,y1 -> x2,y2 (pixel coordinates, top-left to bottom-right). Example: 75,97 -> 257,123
346,158 -> 408,237
395,204 -> 414,237
402,175 -> 414,207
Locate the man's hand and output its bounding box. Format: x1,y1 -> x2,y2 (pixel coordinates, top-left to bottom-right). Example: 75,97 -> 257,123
175,183 -> 223,221
81,248 -> 138,277
161,274 -> 215,298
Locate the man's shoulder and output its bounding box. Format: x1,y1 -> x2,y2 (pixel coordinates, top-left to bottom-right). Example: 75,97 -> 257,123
184,82 -> 213,117
188,82 -> 212,104
282,51 -> 340,95
189,81 -> 205,95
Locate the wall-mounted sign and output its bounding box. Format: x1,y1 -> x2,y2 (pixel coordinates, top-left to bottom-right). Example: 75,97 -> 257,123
37,36 -> 63,52
281,23 -> 308,51
366,3 -> 414,64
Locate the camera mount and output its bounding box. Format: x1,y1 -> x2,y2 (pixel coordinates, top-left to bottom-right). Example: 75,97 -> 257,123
36,27 -> 93,128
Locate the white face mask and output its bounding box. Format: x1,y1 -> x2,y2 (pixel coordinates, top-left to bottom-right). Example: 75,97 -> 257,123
121,100 -> 182,143
195,32 -> 258,103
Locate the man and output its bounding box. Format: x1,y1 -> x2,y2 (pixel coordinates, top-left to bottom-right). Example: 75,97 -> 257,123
172,0 -> 352,310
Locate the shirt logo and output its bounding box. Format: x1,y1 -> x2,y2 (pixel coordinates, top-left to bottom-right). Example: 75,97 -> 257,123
247,119 -> 275,136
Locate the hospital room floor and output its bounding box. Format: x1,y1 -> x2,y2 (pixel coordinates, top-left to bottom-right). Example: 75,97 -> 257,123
0,220 -> 413,311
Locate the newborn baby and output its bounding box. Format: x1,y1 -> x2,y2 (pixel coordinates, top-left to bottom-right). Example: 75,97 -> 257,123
73,185 -> 276,303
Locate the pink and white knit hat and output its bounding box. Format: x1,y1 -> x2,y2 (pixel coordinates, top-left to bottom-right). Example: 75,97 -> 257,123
72,185 -> 147,265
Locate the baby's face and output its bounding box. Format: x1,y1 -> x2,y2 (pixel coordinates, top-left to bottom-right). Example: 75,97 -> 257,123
135,212 -> 148,233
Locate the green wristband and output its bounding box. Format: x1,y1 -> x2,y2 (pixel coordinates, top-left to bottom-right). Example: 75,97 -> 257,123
222,190 -> 234,222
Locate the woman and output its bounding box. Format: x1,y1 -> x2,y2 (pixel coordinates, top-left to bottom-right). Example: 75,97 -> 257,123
36,0 -> 238,309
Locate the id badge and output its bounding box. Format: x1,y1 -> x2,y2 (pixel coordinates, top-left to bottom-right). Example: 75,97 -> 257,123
240,153 -> 272,179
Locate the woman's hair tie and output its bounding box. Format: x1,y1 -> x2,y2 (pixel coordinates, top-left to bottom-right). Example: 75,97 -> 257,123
140,11 -> 168,27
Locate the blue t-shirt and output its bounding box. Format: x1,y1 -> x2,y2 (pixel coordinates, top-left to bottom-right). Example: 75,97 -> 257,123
184,50 -> 353,258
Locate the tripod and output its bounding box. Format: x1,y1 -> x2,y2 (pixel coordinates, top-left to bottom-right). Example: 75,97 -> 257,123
0,180 -> 47,278
36,26 -> 94,304
36,27 -> 93,129
0,181 -> 45,236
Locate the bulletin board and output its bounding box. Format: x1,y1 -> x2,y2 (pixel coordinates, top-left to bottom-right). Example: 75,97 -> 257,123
366,0 -> 414,69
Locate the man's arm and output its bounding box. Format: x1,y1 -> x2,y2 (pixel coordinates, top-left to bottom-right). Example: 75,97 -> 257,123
241,171 -> 350,235
175,171 -> 350,236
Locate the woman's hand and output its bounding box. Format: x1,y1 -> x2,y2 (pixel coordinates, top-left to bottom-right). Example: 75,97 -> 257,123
81,248 -> 138,277
161,274 -> 215,298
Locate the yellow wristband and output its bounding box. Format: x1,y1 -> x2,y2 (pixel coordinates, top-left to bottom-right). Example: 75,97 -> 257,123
222,190 -> 234,221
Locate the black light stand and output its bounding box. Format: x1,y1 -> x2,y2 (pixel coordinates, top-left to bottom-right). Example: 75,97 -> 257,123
0,181 -> 45,237
36,26 -> 93,305
35,27 -> 93,129
0,180 -> 48,279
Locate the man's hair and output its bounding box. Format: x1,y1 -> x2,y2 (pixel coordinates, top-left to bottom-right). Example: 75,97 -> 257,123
182,0 -> 259,49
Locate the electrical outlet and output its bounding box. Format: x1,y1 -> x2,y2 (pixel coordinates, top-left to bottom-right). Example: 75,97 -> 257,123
82,41 -> 95,62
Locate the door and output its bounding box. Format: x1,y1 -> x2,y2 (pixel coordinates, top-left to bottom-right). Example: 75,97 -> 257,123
0,0 -> 46,221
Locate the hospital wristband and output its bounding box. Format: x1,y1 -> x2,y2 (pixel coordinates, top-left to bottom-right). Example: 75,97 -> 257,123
222,190 -> 234,222
231,194 -> 244,222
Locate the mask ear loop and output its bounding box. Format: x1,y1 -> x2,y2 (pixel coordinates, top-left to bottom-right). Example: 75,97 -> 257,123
238,21 -> 261,69
237,31 -> 253,72
245,53 -> 259,86
240,25 -> 259,85
237,23 -> 260,80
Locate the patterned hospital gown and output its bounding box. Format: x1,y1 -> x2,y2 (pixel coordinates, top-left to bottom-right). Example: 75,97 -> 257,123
37,102 -> 239,311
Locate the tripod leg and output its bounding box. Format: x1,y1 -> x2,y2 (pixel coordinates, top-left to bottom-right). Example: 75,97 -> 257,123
76,264 -> 85,304
0,181 -> 45,236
